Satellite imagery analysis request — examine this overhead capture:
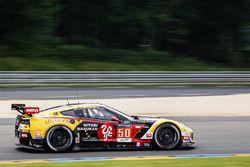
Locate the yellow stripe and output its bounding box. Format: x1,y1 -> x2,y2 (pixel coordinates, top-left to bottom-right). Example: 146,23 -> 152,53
0,160 -> 49,165
234,154 -> 250,157
0,162 -> 17,165
113,156 -> 174,161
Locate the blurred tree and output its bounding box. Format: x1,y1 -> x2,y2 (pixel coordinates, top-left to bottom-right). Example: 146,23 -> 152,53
0,0 -> 58,57
55,0 -> 250,63
0,0 -> 249,66
175,0 -> 250,64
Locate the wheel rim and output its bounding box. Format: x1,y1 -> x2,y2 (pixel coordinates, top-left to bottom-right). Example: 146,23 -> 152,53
157,128 -> 176,146
155,125 -> 180,149
50,130 -> 68,147
46,126 -> 73,152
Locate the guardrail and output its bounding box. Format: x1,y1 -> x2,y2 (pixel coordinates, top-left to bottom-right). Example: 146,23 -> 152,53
0,71 -> 250,85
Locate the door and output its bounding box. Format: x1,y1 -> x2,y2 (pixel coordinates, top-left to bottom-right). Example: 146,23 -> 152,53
74,107 -> 121,148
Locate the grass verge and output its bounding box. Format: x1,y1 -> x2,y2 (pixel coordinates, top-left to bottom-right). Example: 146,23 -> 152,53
1,57 -> 250,71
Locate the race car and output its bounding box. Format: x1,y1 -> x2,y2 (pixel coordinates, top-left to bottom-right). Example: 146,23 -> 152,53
13,103 -> 194,152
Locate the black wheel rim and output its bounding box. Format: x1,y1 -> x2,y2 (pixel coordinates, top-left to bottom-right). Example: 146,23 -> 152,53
157,127 -> 177,147
50,130 -> 69,148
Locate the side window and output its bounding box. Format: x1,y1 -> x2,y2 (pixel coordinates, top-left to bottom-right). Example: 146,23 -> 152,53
81,109 -> 89,118
86,107 -> 126,121
61,109 -> 77,117
86,108 -> 107,120
61,108 -> 88,118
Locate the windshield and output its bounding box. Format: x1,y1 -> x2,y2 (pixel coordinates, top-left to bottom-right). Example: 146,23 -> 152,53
103,105 -> 133,121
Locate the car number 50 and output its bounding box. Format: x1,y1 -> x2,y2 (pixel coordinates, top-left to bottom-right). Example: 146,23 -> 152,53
118,128 -> 130,138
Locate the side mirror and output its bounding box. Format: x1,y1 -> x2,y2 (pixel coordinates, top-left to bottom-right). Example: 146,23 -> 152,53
111,116 -> 122,123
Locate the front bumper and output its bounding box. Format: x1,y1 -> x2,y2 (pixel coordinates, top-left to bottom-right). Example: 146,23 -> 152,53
181,140 -> 195,147
180,127 -> 195,147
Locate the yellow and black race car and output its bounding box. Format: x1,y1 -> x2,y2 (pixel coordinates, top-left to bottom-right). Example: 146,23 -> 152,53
13,103 -> 194,152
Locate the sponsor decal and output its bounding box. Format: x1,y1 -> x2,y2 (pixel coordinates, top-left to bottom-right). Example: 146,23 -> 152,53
181,136 -> 191,143
20,133 -> 28,138
181,132 -> 191,142
82,136 -> 98,141
141,132 -> 153,139
136,142 -> 140,147
34,131 -> 42,139
24,107 -> 39,114
77,123 -> 98,131
118,124 -> 131,128
45,119 -> 71,124
117,138 -> 131,142
117,144 -> 127,148
70,119 -> 75,124
143,143 -> 150,147
98,123 -> 116,142
135,125 -> 141,129
11,104 -> 25,110
146,133 -> 152,138
75,133 -> 80,144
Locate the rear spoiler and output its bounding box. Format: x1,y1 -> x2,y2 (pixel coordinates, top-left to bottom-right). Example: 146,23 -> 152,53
11,104 -> 25,111
11,104 -> 40,116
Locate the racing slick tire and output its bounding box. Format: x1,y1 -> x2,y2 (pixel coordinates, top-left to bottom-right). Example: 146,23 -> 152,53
45,126 -> 73,152
154,123 -> 181,149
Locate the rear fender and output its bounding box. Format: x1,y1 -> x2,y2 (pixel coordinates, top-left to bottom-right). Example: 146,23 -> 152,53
29,117 -> 82,139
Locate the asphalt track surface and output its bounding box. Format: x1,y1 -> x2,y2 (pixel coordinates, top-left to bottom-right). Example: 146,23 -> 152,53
1,87 -> 250,160
0,116 -> 250,161
1,87 -> 250,99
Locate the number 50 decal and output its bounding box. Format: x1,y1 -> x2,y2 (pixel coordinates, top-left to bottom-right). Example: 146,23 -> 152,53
117,128 -> 131,138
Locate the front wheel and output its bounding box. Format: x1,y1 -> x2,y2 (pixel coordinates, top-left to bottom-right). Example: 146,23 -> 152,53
45,126 -> 73,152
154,123 -> 180,149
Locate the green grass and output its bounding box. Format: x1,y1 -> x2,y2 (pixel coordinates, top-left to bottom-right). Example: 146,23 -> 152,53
1,157 -> 250,167
0,57 -> 250,71
1,45 -> 250,71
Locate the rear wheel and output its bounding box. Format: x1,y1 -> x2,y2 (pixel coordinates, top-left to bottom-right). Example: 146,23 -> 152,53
154,123 -> 180,149
45,126 -> 73,152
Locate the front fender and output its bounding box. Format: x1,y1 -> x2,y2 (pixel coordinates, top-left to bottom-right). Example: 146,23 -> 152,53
140,118 -> 190,140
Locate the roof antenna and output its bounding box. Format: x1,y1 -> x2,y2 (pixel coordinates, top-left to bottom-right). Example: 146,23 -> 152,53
66,98 -> 70,105
75,88 -> 80,106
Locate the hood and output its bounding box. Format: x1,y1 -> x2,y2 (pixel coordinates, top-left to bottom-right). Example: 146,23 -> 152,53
134,115 -> 163,124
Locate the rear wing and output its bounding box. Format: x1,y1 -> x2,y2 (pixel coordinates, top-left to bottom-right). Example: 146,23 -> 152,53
11,104 -> 25,111
11,104 -> 40,116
